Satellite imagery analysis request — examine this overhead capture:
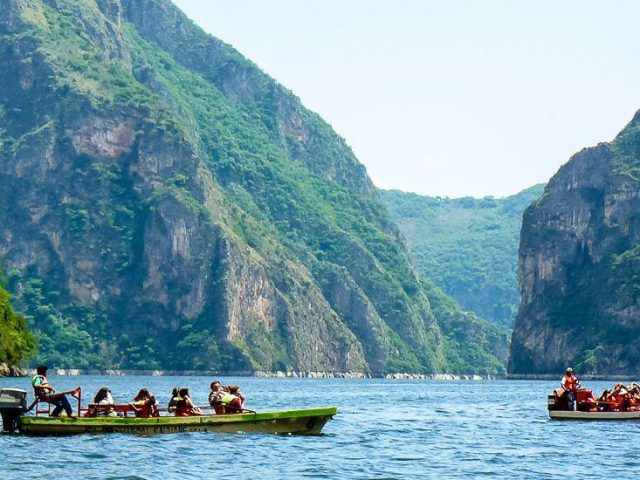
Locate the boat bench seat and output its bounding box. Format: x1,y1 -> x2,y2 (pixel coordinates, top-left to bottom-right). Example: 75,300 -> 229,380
86,403 -> 147,417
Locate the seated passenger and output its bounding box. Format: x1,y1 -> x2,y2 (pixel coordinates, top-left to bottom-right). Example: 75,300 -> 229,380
130,388 -> 159,417
93,387 -> 116,417
611,384 -> 630,411
148,396 -> 160,417
168,387 -> 181,414
628,384 -> 640,410
231,385 -> 245,408
597,389 -> 613,411
221,385 -> 245,414
599,387 -> 625,412
175,388 -> 202,417
575,388 -> 597,412
208,380 -> 226,415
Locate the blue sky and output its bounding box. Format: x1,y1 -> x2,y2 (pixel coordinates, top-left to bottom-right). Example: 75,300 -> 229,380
173,0 -> 640,198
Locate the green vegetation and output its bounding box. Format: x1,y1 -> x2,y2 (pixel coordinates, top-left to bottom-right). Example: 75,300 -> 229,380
380,185 -> 545,327
0,0 -> 511,373
612,242 -> 640,299
6,270 -> 114,369
423,278 -> 509,375
0,271 -> 36,368
118,13 -> 445,371
612,112 -> 640,181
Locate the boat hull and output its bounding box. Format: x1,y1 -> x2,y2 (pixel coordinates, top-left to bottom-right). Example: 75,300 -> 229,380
549,410 -> 640,421
18,407 -> 337,435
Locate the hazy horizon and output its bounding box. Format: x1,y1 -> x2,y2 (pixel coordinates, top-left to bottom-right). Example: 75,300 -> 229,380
173,0 -> 640,198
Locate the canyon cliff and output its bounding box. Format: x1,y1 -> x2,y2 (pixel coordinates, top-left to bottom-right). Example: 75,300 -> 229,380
510,112 -> 640,374
0,0 -> 505,373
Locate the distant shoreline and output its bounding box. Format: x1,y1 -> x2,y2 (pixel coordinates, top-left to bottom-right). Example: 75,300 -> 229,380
10,369 -> 497,380
5,369 -> 636,381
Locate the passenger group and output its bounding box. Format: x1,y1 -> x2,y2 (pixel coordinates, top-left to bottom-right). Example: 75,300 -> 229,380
31,365 -> 246,418
555,366 -> 640,412
84,381 -> 245,418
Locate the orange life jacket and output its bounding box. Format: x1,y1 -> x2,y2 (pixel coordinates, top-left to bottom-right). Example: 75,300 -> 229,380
562,374 -> 578,391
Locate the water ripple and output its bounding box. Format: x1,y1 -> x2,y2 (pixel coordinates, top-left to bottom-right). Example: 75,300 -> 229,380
1,377 -> 636,478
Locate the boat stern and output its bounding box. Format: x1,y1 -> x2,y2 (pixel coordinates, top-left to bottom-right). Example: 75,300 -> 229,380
0,388 -> 28,433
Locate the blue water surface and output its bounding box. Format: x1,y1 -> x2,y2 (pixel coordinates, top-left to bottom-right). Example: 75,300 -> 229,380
1,377 -> 637,479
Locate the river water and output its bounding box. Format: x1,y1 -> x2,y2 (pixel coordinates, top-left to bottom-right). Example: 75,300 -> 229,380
1,376 -> 638,479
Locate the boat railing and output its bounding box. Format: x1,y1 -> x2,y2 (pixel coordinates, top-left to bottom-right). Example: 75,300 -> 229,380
30,394 -> 255,419
85,403 -> 158,418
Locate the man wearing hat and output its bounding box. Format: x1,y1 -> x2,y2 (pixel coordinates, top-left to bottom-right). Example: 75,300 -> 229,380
561,367 -> 579,411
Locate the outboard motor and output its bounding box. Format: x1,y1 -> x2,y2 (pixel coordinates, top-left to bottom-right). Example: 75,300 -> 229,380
548,388 -> 567,411
0,388 -> 27,433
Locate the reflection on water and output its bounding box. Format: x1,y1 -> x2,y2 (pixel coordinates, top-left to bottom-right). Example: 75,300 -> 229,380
2,377 -> 639,478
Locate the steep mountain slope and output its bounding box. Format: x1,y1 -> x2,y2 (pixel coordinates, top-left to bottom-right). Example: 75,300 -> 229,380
0,0 -> 506,373
0,275 -> 35,372
423,279 -> 509,375
381,185 -> 544,327
510,112 -> 640,374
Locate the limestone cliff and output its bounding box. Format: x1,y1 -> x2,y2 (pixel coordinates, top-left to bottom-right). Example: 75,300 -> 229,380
0,0 -> 461,372
510,112 -> 640,374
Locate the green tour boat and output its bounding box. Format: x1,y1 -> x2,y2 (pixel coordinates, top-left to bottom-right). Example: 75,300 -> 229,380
0,388 -> 337,436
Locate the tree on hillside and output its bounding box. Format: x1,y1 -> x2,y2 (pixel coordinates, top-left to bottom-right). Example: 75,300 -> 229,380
0,273 -> 35,366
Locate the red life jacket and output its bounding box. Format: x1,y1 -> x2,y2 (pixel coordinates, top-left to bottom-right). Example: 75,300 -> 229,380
562,374 -> 578,391
175,397 -> 198,416
134,404 -> 152,418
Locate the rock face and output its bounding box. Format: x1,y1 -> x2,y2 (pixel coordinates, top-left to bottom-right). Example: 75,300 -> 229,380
0,0 -> 472,372
509,113 -> 640,374
0,363 -> 28,377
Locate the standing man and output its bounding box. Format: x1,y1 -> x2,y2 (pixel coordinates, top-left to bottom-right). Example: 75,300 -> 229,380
31,365 -> 77,417
561,367 -> 579,411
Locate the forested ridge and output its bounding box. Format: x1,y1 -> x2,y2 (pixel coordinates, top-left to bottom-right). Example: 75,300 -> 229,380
0,0 -> 506,374
381,185 -> 544,327
0,272 -> 35,373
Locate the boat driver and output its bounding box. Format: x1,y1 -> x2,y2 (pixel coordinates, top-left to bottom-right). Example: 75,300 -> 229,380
561,367 -> 579,411
31,365 -> 76,417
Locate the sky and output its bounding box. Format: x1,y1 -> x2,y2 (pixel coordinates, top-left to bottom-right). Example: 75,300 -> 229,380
172,0 -> 640,198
